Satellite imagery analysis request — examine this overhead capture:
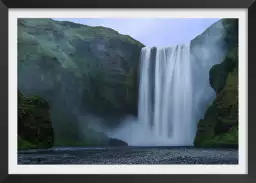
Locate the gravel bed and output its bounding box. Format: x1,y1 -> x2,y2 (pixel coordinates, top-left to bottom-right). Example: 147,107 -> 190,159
18,147 -> 238,164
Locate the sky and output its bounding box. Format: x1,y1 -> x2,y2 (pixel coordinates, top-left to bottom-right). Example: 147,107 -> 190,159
53,18 -> 220,47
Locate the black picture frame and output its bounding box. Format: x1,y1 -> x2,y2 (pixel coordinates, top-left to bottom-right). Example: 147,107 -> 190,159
0,0 -> 254,182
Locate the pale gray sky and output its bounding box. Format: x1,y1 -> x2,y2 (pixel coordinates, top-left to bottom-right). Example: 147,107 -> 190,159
53,18 -> 220,47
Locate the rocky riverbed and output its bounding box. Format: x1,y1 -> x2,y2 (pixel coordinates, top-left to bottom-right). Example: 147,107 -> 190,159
18,147 -> 238,164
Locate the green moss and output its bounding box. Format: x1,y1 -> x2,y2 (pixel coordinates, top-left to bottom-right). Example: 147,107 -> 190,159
18,18 -> 144,120
18,18 -> 145,145
18,136 -> 37,150
197,126 -> 238,148
210,45 -> 238,94
194,45 -> 238,148
18,90 -> 54,150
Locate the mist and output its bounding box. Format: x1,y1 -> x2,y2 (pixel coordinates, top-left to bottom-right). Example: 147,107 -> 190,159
18,58 -> 104,145
107,116 -> 181,146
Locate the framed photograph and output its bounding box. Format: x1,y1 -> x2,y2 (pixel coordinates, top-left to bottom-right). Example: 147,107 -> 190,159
0,0 -> 253,182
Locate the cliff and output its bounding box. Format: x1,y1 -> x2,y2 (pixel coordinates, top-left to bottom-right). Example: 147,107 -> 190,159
18,90 -> 54,149
18,18 -> 144,146
193,19 -> 238,147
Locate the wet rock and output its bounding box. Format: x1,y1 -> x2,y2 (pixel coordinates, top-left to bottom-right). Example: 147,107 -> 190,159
108,138 -> 128,146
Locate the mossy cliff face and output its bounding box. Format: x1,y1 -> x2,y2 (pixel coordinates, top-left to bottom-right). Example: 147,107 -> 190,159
18,18 -> 144,145
194,45 -> 238,148
18,90 -> 54,150
191,18 -> 238,148
18,19 -> 144,118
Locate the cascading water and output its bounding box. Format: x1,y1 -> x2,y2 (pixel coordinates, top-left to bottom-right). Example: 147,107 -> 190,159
109,41 -> 225,146
138,44 -> 195,146
136,42 -> 221,146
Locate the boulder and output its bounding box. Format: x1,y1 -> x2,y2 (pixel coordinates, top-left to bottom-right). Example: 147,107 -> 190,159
108,138 -> 128,146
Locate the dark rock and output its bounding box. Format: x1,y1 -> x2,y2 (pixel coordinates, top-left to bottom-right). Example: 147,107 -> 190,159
209,46 -> 238,94
108,138 -> 128,146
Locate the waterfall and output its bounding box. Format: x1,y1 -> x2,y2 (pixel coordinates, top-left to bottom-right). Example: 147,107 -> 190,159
137,43 -> 218,146
109,41 -> 223,146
